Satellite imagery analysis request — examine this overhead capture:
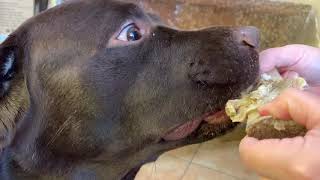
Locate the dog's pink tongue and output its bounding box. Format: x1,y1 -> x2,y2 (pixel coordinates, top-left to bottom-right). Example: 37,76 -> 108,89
163,119 -> 202,141
162,111 -> 230,141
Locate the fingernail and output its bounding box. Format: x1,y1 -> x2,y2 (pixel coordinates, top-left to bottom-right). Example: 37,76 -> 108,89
258,107 -> 269,116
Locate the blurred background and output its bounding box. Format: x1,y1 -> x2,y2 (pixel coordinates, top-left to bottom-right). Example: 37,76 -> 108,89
0,0 -> 320,50
141,0 -> 320,50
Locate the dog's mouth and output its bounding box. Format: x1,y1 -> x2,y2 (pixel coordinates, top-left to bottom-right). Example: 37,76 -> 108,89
160,83 -> 260,142
162,110 -> 232,141
160,72 -> 260,142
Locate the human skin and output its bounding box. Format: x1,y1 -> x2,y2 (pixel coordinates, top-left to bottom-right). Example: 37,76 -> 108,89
239,45 -> 320,180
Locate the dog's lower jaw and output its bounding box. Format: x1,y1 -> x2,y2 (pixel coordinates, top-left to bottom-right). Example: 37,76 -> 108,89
120,122 -> 238,180
2,103 -> 240,180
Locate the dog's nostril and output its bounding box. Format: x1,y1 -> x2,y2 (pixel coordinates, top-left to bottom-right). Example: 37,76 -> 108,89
234,26 -> 260,48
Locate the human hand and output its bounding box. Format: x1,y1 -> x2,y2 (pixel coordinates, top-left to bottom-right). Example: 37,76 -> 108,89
260,44 -> 320,87
239,89 -> 320,180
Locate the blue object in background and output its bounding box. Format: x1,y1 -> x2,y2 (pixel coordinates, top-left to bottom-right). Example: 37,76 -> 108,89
0,35 -> 7,43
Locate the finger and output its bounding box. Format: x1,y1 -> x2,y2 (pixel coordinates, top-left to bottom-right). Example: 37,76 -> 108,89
259,89 -> 320,129
260,45 -> 320,86
259,44 -> 320,75
259,45 -> 308,73
240,129 -> 320,180
305,86 -> 320,95
239,136 -> 305,180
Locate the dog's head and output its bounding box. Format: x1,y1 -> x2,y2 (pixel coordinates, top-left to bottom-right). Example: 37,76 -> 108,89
0,0 -> 259,179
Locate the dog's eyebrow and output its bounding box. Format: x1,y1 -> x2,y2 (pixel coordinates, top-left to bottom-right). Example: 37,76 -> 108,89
122,3 -> 146,20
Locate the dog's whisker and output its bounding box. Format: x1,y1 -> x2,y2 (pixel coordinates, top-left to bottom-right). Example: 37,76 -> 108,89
46,116 -> 73,147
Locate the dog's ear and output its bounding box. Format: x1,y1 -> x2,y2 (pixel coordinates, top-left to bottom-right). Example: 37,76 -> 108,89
0,36 -> 20,98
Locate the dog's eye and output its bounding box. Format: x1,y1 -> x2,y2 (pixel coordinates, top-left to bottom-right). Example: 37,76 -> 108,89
117,23 -> 142,42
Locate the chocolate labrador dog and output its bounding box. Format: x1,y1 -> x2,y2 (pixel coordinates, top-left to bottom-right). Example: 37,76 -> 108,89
0,0 -> 259,179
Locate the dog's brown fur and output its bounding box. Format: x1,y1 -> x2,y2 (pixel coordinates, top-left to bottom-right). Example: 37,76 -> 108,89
0,0 -> 259,179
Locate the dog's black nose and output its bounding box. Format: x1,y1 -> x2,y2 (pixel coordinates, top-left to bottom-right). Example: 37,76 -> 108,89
234,26 -> 260,48
187,26 -> 259,87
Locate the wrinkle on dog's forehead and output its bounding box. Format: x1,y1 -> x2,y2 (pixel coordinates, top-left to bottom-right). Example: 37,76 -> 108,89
25,0 -> 149,65
23,0 -> 150,83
